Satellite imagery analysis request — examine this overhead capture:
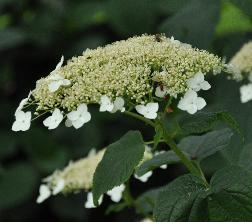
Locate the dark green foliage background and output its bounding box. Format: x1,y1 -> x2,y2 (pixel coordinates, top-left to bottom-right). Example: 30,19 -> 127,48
0,0 -> 252,221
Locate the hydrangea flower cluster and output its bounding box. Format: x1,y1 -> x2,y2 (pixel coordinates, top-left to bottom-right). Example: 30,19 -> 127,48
12,35 -> 225,132
36,146 -> 158,207
229,41 -> 252,103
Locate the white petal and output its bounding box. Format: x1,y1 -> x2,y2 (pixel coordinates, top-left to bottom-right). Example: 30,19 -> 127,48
48,81 -> 61,92
12,111 -> 31,132
135,105 -> 146,115
155,86 -> 167,98
196,97 -> 206,110
43,109 -> 63,130
110,97 -> 125,113
160,164 -> 167,169
77,103 -> 88,112
134,171 -> 153,183
85,192 -> 103,209
99,96 -> 114,112
52,179 -> 65,195
240,84 -> 252,103
36,185 -> 51,204
72,112 -> 91,129
67,110 -> 79,121
144,111 -> 157,119
107,184 -> 125,203
65,118 -> 73,127
55,56 -> 64,70
62,79 -> 71,86
186,104 -> 198,115
146,103 -> 159,113
200,81 -> 211,91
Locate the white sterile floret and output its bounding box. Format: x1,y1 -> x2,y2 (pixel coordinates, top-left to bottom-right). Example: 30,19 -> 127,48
12,111 -> 32,132
52,178 -> 65,195
15,91 -> 32,115
66,104 -> 91,129
135,103 -> 159,119
36,185 -> 51,204
107,184 -> 125,203
47,56 -> 71,92
99,95 -> 114,112
85,192 -> 103,209
178,90 -> 206,114
43,108 -> 63,130
110,97 -> 125,113
134,171 -> 153,183
48,74 -> 71,93
240,83 -> 252,103
155,86 -> 168,98
187,72 -> 211,92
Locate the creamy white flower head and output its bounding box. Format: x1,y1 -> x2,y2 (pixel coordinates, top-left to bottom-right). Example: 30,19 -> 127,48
85,192 -> 103,209
99,95 -> 114,112
36,184 -> 51,204
178,90 -> 206,114
155,85 -> 168,98
110,97 -> 125,113
15,91 -> 32,115
43,108 -> 63,130
135,103 -> 159,119
52,178 -> 65,195
134,171 -> 153,183
240,83 -> 252,103
107,184 -> 125,203
66,104 -> 91,129
12,111 -> 31,132
187,72 -> 211,92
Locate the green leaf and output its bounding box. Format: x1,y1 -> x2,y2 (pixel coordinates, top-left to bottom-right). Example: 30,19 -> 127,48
135,187 -> 162,215
92,131 -> 145,205
154,166 -> 252,222
216,1 -> 252,36
238,143 -> 252,171
208,166 -> 252,221
179,111 -> 243,140
230,0 -> 252,16
136,151 -> 180,176
178,128 -> 233,161
159,0 -> 220,49
0,163 -> 38,209
153,174 -> 207,222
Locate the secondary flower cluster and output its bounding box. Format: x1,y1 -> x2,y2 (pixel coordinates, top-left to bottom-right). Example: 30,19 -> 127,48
12,35 -> 225,132
36,146 -> 156,208
229,41 -> 252,103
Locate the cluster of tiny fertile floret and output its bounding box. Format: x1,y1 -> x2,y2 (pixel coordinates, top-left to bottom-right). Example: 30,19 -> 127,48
46,149 -> 105,192
36,146 -> 159,206
229,41 -> 252,103
33,35 -> 223,111
12,35 -> 226,132
229,41 -> 252,81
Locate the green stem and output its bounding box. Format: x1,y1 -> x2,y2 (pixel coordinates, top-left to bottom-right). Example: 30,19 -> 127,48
124,111 -> 155,128
194,161 -> 209,187
123,181 -> 134,205
159,122 -> 201,177
144,139 -> 165,145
